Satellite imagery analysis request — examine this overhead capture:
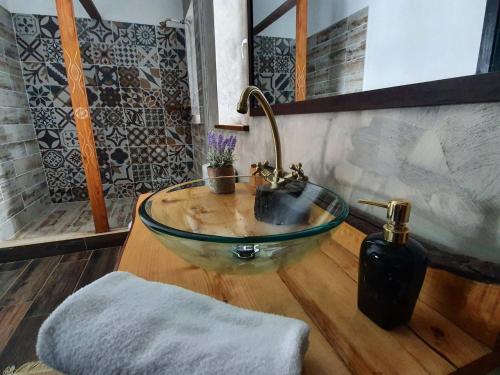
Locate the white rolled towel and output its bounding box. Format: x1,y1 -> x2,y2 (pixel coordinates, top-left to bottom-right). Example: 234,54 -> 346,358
37,271 -> 310,375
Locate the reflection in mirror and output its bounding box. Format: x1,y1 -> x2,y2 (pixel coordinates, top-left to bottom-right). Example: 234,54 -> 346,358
251,0 -> 494,104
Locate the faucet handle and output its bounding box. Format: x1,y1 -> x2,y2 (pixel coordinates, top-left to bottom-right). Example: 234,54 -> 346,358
289,163 -> 308,181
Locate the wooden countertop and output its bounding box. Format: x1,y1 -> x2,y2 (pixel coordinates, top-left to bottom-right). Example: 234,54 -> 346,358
118,194 -> 500,374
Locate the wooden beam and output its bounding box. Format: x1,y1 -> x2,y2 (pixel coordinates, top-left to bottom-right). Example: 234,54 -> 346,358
78,0 -> 101,20
295,0 -> 307,101
476,0 -> 500,73
253,0 -> 296,35
55,0 -> 109,233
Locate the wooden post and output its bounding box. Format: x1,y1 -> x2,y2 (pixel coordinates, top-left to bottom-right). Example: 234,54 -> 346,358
295,0 -> 307,101
55,0 -> 109,232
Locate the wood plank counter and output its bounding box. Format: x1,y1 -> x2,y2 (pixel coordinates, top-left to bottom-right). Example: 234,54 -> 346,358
118,194 -> 500,374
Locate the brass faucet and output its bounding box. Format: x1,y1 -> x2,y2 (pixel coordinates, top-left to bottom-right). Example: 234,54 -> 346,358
237,86 -> 307,189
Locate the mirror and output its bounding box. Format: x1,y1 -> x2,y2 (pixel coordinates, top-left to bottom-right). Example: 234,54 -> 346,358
250,0 -> 497,106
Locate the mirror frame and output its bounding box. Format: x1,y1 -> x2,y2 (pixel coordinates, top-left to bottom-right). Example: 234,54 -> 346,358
247,0 -> 500,116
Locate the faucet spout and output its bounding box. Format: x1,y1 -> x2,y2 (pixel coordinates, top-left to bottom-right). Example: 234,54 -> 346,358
237,86 -> 283,175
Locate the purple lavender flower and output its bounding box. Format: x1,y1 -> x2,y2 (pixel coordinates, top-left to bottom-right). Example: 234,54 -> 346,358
207,131 -> 238,167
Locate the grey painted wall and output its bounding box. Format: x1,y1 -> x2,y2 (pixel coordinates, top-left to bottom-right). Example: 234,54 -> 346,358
0,5 -> 50,241
231,103 -> 500,263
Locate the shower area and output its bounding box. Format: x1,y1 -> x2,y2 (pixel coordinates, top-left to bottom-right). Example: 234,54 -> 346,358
0,0 -> 197,244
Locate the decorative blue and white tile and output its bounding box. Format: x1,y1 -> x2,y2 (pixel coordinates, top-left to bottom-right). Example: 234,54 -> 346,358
92,108 -> 123,128
152,163 -> 169,179
83,64 -> 97,86
95,147 -> 109,165
275,55 -> 292,73
114,44 -> 138,66
257,54 -> 275,73
167,144 -> 186,163
109,147 -> 130,165
132,164 -> 151,182
110,164 -> 133,184
53,107 -> 75,129
134,181 -> 152,195
144,108 -> 164,127
42,38 -> 63,63
137,46 -> 159,67
61,129 -> 79,148
99,87 -> 121,107
93,128 -> 107,148
38,15 -> 60,39
41,149 -> 64,169
105,125 -> 128,148
166,125 -> 191,145
149,145 -> 168,163
49,85 -> 72,106
118,66 -> 140,88
100,165 -> 113,184
21,62 -> 48,85
147,127 -> 167,146
17,36 -> 45,62
274,38 -> 294,55
273,73 -> 293,92
71,186 -> 88,201
46,63 -> 68,85
49,188 -> 73,203
162,88 -> 181,108
91,43 -> 115,65
129,146 -> 150,164
86,19 -> 114,44
274,90 -> 294,104
83,86 -> 100,108
160,69 -> 178,94
156,25 -> 178,49
185,144 -> 194,162
111,183 -> 135,198
45,168 -> 69,188
120,87 -> 142,108
36,128 -> 62,149
142,89 -> 162,108
170,161 -> 188,179
127,126 -> 148,147
254,72 -> 273,92
112,22 -> 136,45
164,109 -> 183,127
80,42 -> 94,64
139,67 -> 161,89
124,108 -> 145,127
13,14 -> 40,37
254,36 -> 274,55
31,107 -> 56,129
96,65 -> 118,86
152,179 -> 171,191
262,89 -> 275,105
64,148 -> 83,168
135,24 -> 156,47
26,85 -> 53,107
66,166 -> 86,186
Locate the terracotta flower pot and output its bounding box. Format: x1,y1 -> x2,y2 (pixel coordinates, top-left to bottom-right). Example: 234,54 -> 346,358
207,166 -> 235,194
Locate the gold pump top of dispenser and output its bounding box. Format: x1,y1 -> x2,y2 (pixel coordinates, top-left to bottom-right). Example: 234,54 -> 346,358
358,199 -> 412,244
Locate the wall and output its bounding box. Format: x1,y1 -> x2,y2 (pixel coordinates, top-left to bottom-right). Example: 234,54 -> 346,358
213,0 -> 248,125
5,0 -> 183,25
0,5 -> 51,241
232,103 -> 500,264
307,7 -> 367,99
13,13 -> 193,202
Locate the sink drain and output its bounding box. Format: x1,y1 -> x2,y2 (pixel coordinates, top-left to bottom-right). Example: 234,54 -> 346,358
233,244 -> 260,259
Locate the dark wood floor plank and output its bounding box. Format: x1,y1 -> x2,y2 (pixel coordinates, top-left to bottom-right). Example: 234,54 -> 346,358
60,250 -> 91,263
26,260 -> 87,318
0,303 -> 30,352
0,257 -> 60,307
0,261 -> 30,297
0,315 -> 48,370
75,246 -> 120,289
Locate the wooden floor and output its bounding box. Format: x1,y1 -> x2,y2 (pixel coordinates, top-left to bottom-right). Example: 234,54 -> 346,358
0,247 -> 121,372
8,198 -> 134,241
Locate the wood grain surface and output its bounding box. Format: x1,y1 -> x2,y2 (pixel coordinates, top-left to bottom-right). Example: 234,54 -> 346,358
119,194 -> 500,374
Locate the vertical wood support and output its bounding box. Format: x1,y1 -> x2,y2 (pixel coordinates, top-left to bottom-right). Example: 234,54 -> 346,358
55,0 -> 109,232
295,0 -> 307,101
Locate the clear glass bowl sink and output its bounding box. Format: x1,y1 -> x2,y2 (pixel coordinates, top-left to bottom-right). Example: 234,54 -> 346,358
139,176 -> 349,274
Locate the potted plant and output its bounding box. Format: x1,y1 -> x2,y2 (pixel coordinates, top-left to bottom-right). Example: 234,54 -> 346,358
207,131 -> 237,194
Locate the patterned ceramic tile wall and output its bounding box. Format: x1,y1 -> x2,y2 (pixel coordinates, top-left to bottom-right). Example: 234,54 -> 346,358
0,6 -> 52,241
306,7 -> 368,99
13,13 -> 193,202
253,36 -> 295,105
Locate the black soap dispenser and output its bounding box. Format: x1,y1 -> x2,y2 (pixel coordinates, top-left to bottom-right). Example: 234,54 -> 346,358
357,199 -> 427,330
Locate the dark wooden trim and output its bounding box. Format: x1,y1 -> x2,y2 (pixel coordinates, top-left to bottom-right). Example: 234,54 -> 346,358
79,0 -> 101,20
248,0 -> 256,110
249,71 -> 500,116
214,124 -> 250,131
477,0 -> 500,73
0,232 -> 127,263
253,0 -> 296,35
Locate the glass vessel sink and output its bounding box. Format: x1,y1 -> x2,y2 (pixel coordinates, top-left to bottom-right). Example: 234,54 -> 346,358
139,176 -> 349,274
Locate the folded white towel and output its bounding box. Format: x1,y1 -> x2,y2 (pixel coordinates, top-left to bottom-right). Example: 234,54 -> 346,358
37,271 -> 310,375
